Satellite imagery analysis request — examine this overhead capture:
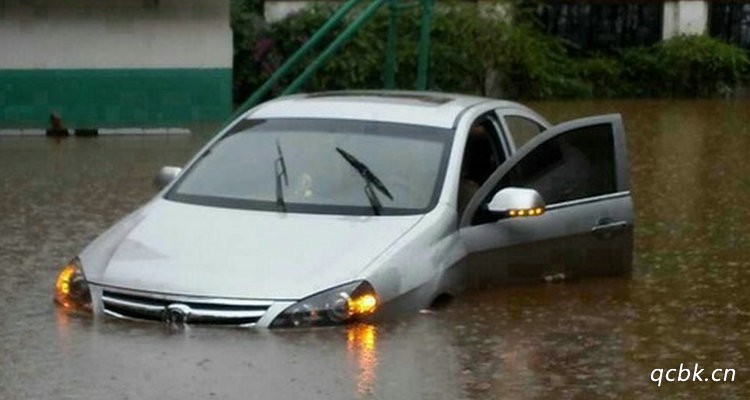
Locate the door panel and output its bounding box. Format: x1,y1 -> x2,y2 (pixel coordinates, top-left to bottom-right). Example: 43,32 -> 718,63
459,114 -> 633,285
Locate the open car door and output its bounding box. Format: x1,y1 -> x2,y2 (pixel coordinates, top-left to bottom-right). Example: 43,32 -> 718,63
459,114 -> 633,286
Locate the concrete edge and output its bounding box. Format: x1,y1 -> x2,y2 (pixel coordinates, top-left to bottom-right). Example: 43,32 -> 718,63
0,128 -> 192,136
99,128 -> 192,135
0,129 -> 46,136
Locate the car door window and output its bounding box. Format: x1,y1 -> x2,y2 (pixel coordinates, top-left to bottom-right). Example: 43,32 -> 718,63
502,123 -> 616,203
471,123 -> 617,225
459,114 -> 633,283
457,114 -> 505,214
504,115 -> 545,149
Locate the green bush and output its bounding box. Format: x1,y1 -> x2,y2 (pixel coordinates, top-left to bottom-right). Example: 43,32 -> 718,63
654,35 -> 748,97
493,21 -> 590,98
232,1 -> 591,101
231,0 -> 269,103
576,55 -> 625,98
231,2 -> 750,101
615,46 -> 665,97
612,36 -> 748,97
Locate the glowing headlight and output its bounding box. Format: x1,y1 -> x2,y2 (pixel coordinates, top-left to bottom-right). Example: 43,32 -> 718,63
271,281 -> 379,328
54,258 -> 92,311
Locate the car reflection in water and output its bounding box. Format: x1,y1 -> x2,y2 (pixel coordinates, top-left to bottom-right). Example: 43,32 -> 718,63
346,324 -> 378,395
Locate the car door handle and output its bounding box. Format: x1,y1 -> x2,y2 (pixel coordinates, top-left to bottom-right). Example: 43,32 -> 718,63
591,220 -> 628,238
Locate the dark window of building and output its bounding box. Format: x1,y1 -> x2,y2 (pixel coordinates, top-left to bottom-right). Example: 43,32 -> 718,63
525,1 -> 664,52
710,2 -> 750,49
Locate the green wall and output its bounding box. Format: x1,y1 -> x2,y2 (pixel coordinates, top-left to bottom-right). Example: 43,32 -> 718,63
0,68 -> 232,129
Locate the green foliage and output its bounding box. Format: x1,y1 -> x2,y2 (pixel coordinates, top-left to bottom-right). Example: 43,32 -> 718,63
606,36 -> 749,97
576,55 -> 625,98
615,46 -> 664,97
231,2 -> 750,101
653,35 -> 748,97
492,21 -> 590,98
231,0 -> 268,102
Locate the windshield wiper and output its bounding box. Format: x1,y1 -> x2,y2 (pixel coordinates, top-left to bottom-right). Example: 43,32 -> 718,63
335,147 -> 393,215
275,139 -> 289,212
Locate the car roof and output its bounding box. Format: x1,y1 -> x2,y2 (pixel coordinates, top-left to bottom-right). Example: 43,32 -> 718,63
246,90 -> 523,129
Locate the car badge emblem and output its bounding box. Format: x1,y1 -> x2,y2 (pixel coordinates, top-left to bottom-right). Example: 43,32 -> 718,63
163,303 -> 191,325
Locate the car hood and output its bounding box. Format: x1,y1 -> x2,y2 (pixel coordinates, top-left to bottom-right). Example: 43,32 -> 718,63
86,199 -> 422,300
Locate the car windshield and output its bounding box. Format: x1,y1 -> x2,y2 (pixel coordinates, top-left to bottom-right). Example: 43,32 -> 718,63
165,118 -> 454,215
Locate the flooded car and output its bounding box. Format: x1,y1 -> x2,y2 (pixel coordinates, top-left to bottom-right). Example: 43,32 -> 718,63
54,91 -> 634,328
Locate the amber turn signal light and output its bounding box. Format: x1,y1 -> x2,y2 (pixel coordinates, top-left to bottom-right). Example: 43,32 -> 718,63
508,207 -> 545,217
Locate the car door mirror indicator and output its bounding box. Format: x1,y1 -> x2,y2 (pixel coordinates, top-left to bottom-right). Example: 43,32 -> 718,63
486,187 -> 546,218
508,207 -> 545,217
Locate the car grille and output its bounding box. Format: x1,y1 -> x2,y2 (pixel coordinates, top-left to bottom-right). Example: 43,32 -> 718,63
101,289 -> 272,327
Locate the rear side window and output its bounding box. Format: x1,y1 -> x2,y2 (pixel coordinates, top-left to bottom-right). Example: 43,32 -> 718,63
504,115 -> 545,149
499,123 -> 616,204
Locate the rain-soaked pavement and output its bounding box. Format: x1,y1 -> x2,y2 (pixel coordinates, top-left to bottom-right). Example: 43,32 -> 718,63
1,100 -> 749,399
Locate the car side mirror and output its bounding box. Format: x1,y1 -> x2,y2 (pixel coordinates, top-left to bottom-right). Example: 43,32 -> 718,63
154,166 -> 182,189
487,187 -> 546,218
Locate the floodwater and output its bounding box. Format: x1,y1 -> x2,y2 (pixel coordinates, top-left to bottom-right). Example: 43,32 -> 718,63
1,100 -> 748,399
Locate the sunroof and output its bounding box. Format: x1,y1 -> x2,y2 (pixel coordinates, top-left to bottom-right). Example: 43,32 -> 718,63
306,91 -> 453,105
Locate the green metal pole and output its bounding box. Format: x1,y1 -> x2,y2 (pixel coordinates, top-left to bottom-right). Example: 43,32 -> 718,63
282,0 -> 387,95
416,0 -> 433,91
384,0 -> 399,89
232,0 -> 364,119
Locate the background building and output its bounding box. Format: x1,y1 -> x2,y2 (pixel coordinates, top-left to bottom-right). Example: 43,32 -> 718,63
532,1 -> 750,49
264,0 -> 750,50
0,0 -> 232,133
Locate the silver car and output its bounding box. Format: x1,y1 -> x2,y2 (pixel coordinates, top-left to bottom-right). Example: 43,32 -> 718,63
54,91 -> 633,328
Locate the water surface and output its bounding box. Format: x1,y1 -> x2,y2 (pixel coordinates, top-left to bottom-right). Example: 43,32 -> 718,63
1,100 -> 748,399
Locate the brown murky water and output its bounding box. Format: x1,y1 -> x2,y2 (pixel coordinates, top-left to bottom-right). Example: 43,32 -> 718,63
1,100 -> 748,399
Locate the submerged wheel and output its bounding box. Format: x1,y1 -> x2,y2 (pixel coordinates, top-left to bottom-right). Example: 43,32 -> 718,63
429,293 -> 454,310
